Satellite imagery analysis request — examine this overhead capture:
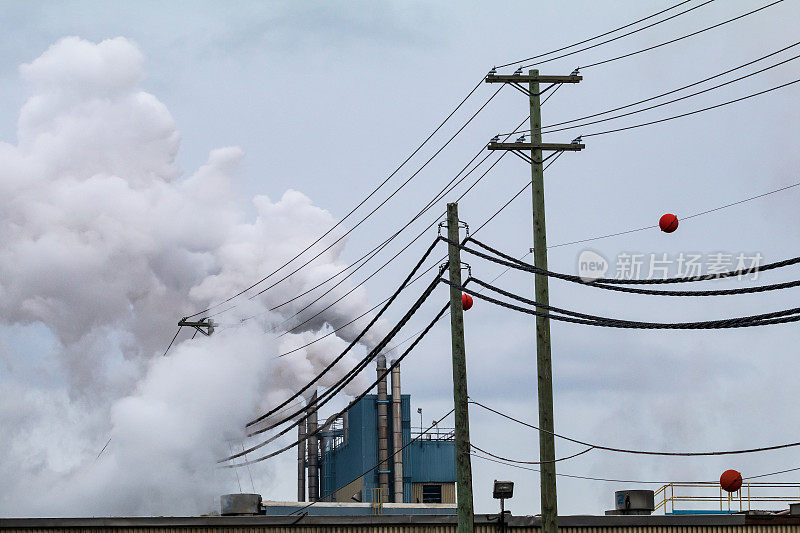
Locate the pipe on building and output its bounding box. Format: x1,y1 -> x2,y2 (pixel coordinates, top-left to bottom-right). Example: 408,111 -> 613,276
376,354 -> 390,501
307,390 -> 319,502
297,417 -> 306,502
391,359 -> 404,503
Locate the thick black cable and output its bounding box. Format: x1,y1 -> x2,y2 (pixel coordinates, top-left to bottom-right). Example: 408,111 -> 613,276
585,76 -> 800,137
287,407 -> 455,515
579,0 -> 785,70
465,236 -> 800,285
469,265 -> 800,297
497,0 -> 694,68
518,0 -> 716,69
183,80 -> 490,319
246,238 -> 442,427
471,399 -> 800,457
221,300 -> 450,466
225,275 -> 443,459
445,277 -> 800,329
253,276 -> 471,436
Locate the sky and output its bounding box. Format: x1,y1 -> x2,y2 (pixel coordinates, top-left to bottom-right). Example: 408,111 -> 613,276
1,0 -> 800,518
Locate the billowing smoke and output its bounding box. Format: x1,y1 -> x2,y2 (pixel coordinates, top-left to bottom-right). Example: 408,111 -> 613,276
0,37 -> 382,516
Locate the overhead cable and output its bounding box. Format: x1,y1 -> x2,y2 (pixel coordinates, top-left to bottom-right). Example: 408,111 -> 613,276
183,82 -> 497,319
497,0 -> 695,68
578,0 -> 786,70
584,77 -> 800,137
221,300 -> 450,467
519,0 -> 716,69
246,237 -> 442,428
471,399 -> 800,456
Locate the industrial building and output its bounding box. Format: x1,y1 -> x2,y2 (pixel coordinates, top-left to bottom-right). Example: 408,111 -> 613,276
296,357 -> 456,504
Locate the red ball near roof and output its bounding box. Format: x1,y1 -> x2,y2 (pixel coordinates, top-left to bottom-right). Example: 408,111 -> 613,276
462,293 -> 473,311
720,469 -> 743,493
659,213 -> 679,233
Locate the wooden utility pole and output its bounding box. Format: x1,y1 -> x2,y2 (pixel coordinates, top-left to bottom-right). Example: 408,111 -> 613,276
446,202 -> 474,533
485,68 -> 584,533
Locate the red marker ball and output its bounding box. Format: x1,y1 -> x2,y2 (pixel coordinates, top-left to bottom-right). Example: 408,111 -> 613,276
719,469 -> 743,493
462,293 -> 473,311
659,213 -> 679,233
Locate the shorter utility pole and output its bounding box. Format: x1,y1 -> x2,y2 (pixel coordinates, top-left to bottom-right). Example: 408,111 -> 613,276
446,202 -> 474,533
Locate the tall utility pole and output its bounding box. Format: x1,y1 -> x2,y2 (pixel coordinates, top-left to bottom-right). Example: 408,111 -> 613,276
446,202 -> 474,533
485,68 -> 584,533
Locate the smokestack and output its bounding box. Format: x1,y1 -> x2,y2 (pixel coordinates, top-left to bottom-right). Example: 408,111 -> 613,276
391,360 -> 403,502
376,354 -> 389,501
307,390 -> 319,502
297,418 -> 306,502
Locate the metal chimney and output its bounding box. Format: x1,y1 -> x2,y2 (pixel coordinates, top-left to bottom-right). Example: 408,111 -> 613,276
307,390 -> 319,501
297,417 -> 306,502
391,359 -> 404,502
376,354 -> 390,501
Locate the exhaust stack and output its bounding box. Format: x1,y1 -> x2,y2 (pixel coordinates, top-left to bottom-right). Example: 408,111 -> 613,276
297,417 -> 306,501
307,390 -> 319,501
376,354 -> 390,501
391,360 -> 404,502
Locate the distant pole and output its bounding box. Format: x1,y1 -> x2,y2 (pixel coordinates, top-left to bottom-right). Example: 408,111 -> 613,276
529,68 -> 557,533
446,202 -> 474,533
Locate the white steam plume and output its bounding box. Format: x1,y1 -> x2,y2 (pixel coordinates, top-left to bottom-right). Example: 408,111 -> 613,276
0,37 -> 386,516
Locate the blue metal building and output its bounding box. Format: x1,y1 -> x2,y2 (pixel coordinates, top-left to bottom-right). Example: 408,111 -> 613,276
319,394 -> 456,504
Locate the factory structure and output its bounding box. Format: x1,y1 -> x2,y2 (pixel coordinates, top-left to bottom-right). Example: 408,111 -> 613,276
296,355 -> 456,504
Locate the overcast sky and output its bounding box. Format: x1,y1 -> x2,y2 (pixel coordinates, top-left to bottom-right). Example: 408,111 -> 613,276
2,0 -> 800,517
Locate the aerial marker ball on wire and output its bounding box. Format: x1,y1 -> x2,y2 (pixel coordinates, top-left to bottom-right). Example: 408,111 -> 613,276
462,293 -> 473,311
719,469 -> 743,493
659,213 -> 679,233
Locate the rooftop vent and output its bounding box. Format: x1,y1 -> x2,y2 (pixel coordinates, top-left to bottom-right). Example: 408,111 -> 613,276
605,490 -> 655,516
220,493 -> 263,516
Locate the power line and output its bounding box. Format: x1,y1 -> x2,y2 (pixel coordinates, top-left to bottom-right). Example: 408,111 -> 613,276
496,0 -> 695,68
471,399 -> 800,457
538,40 -> 800,132
495,179 -> 800,250
519,0 -> 717,69
579,0 -> 786,70
505,45 -> 800,136
228,278 -> 445,460
261,118 -> 530,358
183,81 -> 495,319
246,238 -> 442,429
274,145 -> 513,335
244,86 -> 503,304
471,442 -> 594,465
470,452 -> 800,484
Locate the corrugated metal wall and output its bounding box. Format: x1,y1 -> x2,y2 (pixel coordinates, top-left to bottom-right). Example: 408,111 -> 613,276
3,524 -> 800,533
